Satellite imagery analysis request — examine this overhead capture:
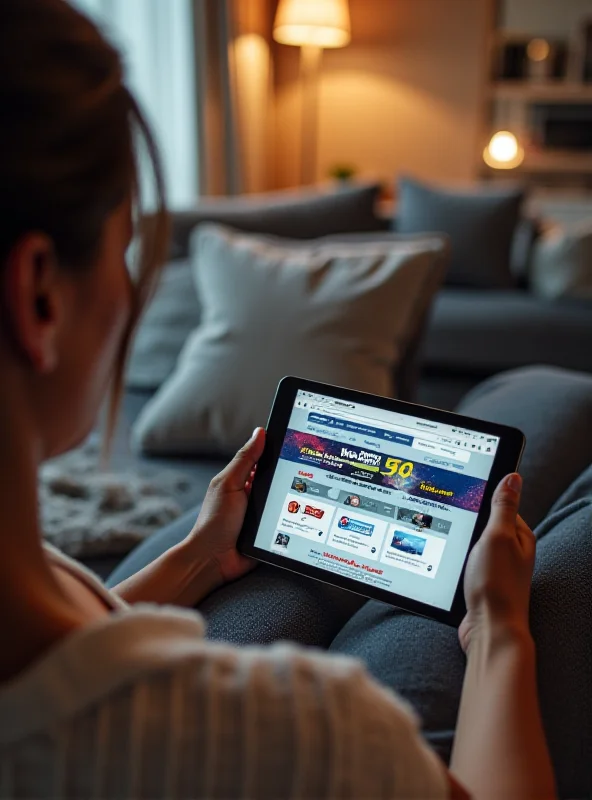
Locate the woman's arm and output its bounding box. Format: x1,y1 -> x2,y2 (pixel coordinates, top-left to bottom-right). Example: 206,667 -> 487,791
111,536 -> 223,606
453,623 -> 554,800
112,429 -> 265,606
451,475 -> 556,800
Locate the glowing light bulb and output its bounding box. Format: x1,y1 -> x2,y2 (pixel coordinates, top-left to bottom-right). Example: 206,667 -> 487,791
483,131 -> 524,170
527,38 -> 550,62
489,132 -> 518,161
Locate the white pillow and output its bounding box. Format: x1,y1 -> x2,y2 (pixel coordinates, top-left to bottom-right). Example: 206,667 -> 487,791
531,220 -> 592,299
132,225 -> 449,456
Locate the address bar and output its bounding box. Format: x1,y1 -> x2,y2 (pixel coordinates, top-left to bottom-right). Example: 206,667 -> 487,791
308,405 -> 471,464
309,404 -> 454,446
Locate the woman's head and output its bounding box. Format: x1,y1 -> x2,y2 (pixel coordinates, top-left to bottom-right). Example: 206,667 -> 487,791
0,0 -> 168,458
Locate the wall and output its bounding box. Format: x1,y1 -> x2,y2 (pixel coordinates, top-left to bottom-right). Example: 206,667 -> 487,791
272,0 -> 493,190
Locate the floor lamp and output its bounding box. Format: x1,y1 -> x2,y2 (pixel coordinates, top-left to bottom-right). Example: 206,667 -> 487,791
273,0 -> 351,186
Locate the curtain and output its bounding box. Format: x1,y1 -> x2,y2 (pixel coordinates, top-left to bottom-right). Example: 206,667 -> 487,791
70,0 -> 199,209
196,0 -> 275,195
71,0 -> 275,200
231,0 -> 275,194
194,0 -> 242,195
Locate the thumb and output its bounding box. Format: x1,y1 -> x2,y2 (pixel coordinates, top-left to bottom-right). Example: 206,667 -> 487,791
221,427 -> 266,491
489,473 -> 522,529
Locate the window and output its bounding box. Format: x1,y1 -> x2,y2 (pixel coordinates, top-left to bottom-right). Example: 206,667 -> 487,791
71,0 -> 199,208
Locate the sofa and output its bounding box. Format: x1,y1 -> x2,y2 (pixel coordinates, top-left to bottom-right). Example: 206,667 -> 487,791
68,184 -> 592,799
81,181 -> 592,574
420,287 -> 592,409
144,186 -> 592,410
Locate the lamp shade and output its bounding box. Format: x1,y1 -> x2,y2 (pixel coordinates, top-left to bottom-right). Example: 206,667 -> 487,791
273,0 -> 351,48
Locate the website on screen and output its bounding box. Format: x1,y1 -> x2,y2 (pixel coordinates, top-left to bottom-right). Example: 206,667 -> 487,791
254,390 -> 500,611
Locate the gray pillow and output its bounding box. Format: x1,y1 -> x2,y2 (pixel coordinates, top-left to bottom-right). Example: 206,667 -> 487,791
159,183 -> 384,260
396,176 -> 524,289
531,220 -> 592,299
126,259 -> 200,390
132,225 -> 449,456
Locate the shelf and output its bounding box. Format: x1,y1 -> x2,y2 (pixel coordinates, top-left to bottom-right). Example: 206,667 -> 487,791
491,82 -> 592,102
523,150 -> 592,173
483,149 -> 592,175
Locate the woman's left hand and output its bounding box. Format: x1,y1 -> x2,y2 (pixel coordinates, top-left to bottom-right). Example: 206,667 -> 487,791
185,427 -> 266,586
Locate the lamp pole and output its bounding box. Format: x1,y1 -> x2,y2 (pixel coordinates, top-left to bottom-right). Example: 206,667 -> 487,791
273,0 -> 351,186
299,44 -> 323,185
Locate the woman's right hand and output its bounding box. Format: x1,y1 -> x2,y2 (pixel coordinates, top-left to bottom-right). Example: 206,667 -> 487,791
459,473 -> 536,654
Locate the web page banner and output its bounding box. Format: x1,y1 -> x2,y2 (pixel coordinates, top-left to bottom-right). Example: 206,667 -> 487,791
280,429 -> 487,512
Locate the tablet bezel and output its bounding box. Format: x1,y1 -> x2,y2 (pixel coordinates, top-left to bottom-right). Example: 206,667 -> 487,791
237,376 -> 525,627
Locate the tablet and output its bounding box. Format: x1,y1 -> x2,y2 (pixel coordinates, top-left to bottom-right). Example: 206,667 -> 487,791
238,377 -> 525,627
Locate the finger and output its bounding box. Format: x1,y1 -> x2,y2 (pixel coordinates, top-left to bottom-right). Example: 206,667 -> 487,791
219,428 -> 266,492
488,473 -> 522,531
516,515 -> 536,554
516,515 -> 533,537
516,515 -> 532,537
244,465 -> 259,497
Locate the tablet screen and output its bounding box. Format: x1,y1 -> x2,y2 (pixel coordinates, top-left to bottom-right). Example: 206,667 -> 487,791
253,389 -> 500,611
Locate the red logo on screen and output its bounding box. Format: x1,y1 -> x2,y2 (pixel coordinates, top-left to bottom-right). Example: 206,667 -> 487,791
287,501 -> 300,514
304,505 -> 325,519
298,471 -> 314,478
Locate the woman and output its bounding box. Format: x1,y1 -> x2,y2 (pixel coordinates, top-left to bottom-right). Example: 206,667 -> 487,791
0,1 -> 556,798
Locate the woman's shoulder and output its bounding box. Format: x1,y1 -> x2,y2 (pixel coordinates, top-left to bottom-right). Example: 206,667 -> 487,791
38,544 -> 371,697
99,602 -> 376,695
92,607 -> 448,798
0,605 -> 448,798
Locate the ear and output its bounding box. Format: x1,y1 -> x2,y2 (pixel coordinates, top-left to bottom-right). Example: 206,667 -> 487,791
2,233 -> 65,374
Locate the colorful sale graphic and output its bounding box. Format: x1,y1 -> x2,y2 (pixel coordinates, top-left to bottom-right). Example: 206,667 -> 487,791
280,430 -> 486,512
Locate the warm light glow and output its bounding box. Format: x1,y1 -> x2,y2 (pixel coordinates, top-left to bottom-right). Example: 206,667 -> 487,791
273,0 -> 351,48
483,131 -> 524,170
489,131 -> 519,162
527,38 -> 551,62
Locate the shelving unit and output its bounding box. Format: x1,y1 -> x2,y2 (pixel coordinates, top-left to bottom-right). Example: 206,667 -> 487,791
482,2 -> 592,191
514,149 -> 592,174
491,81 -> 592,102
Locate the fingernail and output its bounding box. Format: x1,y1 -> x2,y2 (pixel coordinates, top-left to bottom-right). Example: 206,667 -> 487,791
251,427 -> 261,440
505,473 -> 522,494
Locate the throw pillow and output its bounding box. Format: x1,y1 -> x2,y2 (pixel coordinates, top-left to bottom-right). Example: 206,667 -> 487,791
396,176 -> 524,289
132,225 -> 449,456
152,183 -> 384,260
531,220 -> 592,300
126,259 -> 201,390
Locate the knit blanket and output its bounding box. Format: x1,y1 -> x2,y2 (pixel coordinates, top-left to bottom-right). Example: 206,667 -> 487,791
40,443 -> 195,558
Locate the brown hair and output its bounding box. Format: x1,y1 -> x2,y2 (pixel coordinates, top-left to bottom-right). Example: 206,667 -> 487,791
0,0 -> 169,447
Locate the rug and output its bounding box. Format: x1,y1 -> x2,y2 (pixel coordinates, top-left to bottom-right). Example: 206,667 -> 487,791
40,442 -> 197,558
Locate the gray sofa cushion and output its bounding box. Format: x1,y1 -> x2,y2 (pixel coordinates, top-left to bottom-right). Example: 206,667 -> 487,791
159,183 -> 385,260
126,259 -> 201,390
423,290 -> 592,374
396,176 -> 524,289
510,217 -> 540,286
